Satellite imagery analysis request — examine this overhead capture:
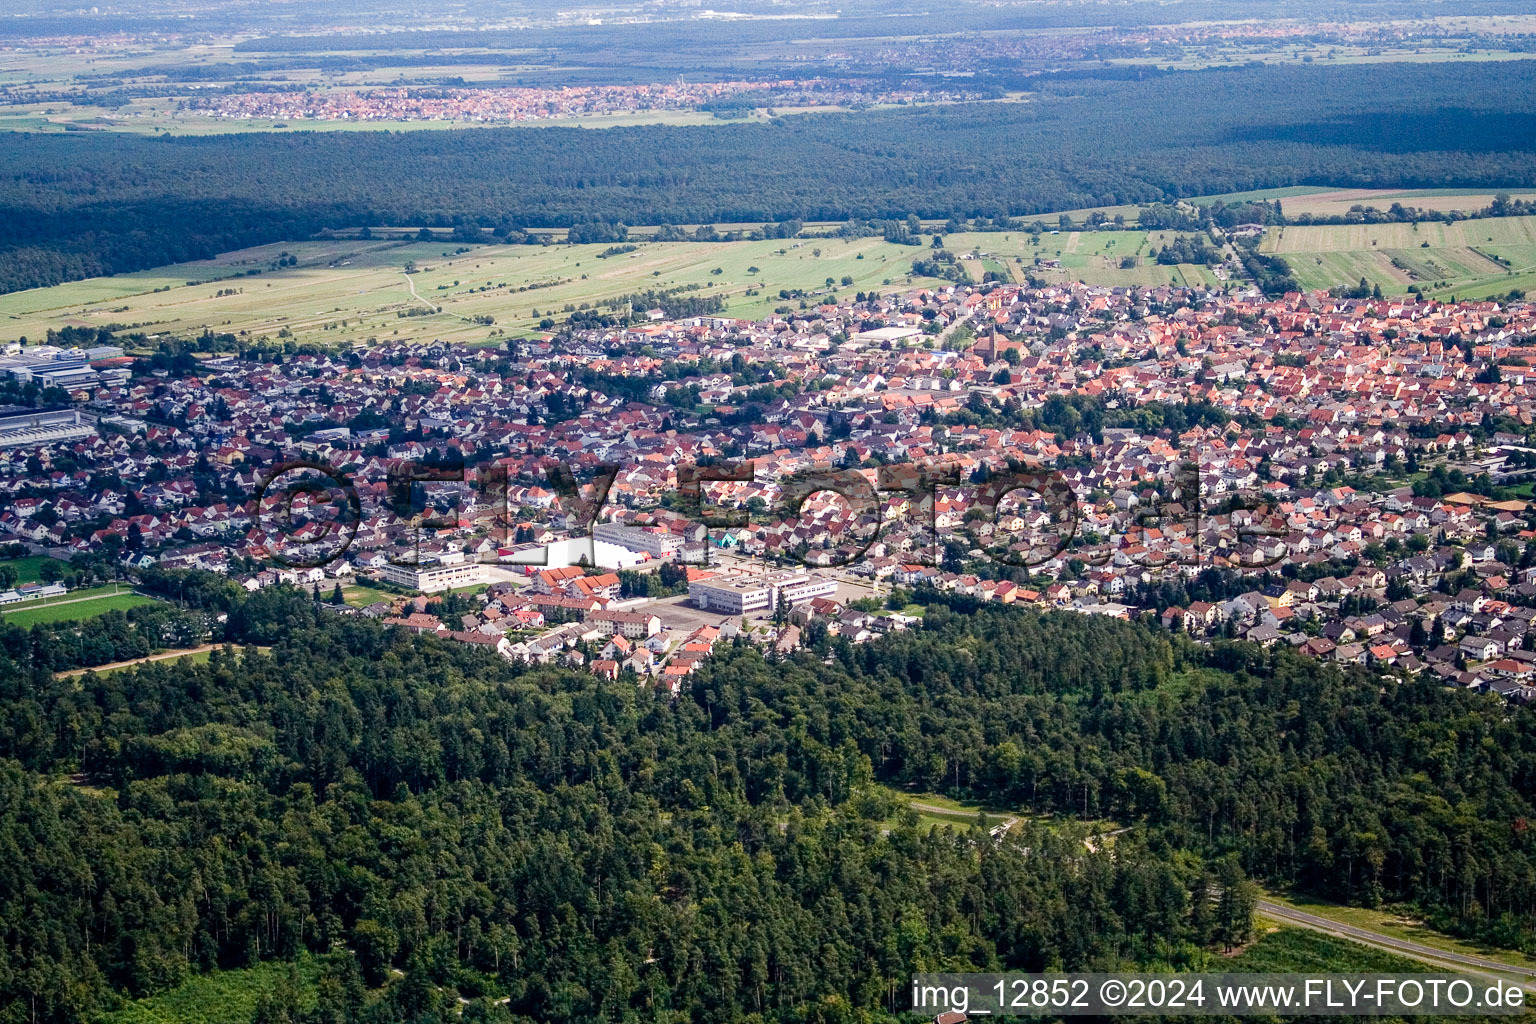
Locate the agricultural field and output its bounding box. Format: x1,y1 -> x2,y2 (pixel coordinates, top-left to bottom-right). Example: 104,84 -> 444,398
1261,215 -> 1536,298
0,586 -> 158,626
943,229 -> 1225,288
1036,187 -> 1536,233
9,207 -> 1536,353
0,235 -> 955,348
1275,187 -> 1536,220
0,102 -> 777,137
1112,44 -> 1536,73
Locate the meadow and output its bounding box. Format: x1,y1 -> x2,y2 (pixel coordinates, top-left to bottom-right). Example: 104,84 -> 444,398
943,229 -> 1224,288
0,234 -> 960,347
7,207 -> 1536,352
0,224 -> 1236,350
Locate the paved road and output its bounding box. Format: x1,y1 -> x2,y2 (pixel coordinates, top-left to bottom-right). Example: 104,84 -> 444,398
1257,899 -> 1536,979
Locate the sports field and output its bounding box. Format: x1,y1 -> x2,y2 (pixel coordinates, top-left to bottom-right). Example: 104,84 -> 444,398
0,586 -> 158,626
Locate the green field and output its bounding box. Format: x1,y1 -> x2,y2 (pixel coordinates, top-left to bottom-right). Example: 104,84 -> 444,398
1,587 -> 157,626
1262,215 -> 1536,298
0,555 -> 61,584
341,582 -> 400,608
9,208 -> 1536,352
0,235 -> 954,348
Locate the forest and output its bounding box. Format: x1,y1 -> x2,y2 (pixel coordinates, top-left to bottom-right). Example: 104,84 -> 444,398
5,60 -> 1536,292
3,574 -> 1536,1021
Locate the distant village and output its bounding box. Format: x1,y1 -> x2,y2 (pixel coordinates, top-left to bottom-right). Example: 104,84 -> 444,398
194,79 -> 990,124
8,274 -> 1536,697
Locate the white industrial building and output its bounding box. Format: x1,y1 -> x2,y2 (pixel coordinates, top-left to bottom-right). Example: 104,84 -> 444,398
688,571 -> 837,615
377,559 -> 487,593
0,408 -> 96,449
592,521 -> 683,558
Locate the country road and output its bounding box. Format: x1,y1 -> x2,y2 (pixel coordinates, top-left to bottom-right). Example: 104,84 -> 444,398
55,643 -> 219,678
1257,899 -> 1536,980
402,271 -> 479,324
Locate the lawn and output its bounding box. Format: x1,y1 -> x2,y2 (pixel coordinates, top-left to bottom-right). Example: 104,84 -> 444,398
1,588 -> 157,626
342,582 -> 400,608
0,555 -> 60,584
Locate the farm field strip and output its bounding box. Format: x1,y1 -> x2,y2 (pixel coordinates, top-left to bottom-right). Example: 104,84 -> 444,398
1260,215 -> 1536,297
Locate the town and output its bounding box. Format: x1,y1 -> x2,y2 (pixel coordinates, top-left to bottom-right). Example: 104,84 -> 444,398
7,272 -> 1536,698
193,79 -> 993,125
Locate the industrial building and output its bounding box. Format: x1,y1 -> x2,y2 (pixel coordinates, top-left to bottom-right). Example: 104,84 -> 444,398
592,521 -> 684,558
688,571 -> 837,615
376,559 -> 487,593
0,345 -> 127,392
0,407 -> 96,449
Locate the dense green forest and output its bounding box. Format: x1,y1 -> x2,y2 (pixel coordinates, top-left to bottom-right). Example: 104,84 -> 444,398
4,575 -> 1536,1021
5,60 -> 1536,292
